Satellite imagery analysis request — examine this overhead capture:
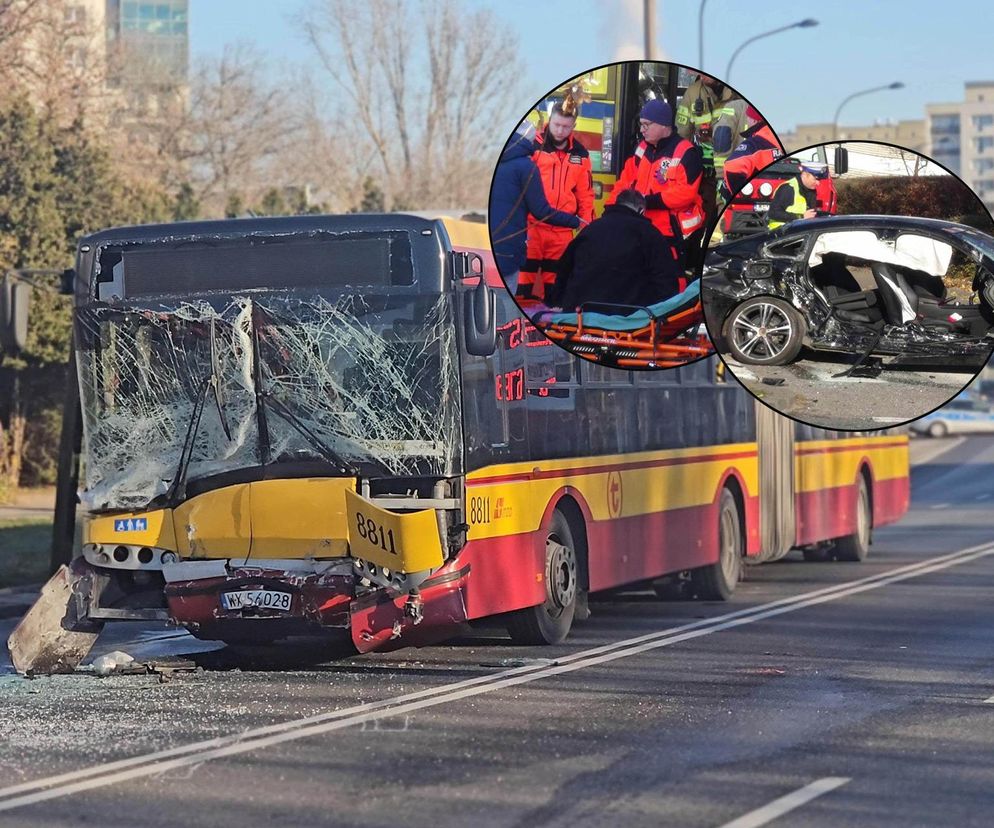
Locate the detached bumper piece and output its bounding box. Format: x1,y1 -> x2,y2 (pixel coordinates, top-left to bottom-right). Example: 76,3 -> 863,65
349,564 -> 470,654
7,558 -> 105,675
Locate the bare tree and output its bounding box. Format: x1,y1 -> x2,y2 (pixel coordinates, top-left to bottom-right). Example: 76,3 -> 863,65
0,0 -> 115,127
301,0 -> 522,210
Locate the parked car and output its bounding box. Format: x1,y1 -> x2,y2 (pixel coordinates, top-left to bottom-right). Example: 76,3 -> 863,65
703,215 -> 994,367
909,396 -> 994,437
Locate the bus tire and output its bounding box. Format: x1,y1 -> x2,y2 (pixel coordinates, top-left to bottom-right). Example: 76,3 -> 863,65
834,475 -> 871,562
692,488 -> 742,601
505,510 -> 578,645
724,297 -> 805,366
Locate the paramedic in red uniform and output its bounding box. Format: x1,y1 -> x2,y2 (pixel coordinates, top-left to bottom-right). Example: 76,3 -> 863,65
720,105 -> 783,203
605,99 -> 705,283
517,103 -> 595,301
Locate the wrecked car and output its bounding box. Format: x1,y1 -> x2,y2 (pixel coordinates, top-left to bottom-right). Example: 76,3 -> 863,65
702,215 -> 994,369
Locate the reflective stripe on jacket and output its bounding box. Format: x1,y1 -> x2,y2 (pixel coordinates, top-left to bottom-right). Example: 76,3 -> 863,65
607,137 -> 705,239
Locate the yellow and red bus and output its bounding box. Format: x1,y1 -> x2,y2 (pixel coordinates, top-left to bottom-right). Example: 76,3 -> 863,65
12,213 -> 908,672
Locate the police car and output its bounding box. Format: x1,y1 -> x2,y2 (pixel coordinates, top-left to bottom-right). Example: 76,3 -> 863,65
909,395 -> 994,437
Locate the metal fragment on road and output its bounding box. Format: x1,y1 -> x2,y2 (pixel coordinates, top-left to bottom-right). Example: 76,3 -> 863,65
6,564 -> 104,676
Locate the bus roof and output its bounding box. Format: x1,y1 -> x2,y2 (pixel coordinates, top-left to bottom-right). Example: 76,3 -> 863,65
78,213 -> 442,248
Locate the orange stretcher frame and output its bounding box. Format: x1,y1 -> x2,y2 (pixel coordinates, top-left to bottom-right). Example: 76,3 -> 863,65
536,300 -> 714,369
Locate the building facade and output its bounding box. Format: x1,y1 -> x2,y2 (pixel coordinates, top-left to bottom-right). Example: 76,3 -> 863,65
780,83 -> 994,214
927,82 -> 994,209
780,120 -> 926,154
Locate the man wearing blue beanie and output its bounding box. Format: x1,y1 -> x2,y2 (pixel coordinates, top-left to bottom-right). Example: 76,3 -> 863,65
604,96 -> 705,286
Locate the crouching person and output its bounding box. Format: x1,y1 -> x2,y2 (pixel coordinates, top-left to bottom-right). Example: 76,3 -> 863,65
549,188 -> 682,312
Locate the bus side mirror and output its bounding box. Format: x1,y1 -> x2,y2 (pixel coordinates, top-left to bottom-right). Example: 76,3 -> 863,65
0,276 -> 31,355
464,277 -> 496,357
834,146 -> 849,176
60,268 -> 75,295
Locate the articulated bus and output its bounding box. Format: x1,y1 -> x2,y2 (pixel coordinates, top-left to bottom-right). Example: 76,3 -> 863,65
12,213 -> 909,670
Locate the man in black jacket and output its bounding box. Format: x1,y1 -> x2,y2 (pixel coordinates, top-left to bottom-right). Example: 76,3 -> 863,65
550,188 -> 681,311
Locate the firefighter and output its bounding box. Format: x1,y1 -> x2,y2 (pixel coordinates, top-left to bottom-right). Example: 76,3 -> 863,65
606,99 -> 704,280
676,74 -> 740,233
767,162 -> 828,230
518,103 -> 595,301
720,104 -> 783,203
676,74 -> 740,174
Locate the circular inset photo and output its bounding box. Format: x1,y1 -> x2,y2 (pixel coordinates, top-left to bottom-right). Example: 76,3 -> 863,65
702,140 -> 994,430
488,61 -> 782,369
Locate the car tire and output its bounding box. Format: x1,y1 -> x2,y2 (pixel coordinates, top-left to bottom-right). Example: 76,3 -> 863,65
834,476 -> 872,562
691,489 -> 742,601
723,297 -> 805,366
506,510 -> 579,645
928,421 -> 948,438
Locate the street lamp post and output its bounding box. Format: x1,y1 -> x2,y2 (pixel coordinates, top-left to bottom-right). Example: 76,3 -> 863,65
698,0 -> 708,68
725,19 -> 819,81
833,82 -> 905,140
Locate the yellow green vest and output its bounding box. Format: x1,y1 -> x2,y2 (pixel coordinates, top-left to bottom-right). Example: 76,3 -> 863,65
767,178 -> 808,230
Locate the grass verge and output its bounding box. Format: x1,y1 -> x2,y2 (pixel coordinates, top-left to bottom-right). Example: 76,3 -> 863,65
0,518 -> 53,588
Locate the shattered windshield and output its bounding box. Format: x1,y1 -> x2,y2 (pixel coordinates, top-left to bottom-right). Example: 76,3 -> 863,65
76,289 -> 460,511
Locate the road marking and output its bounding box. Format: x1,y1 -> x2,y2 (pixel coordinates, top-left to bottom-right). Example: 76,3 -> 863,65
977,493 -> 992,501
717,777 -> 851,828
983,696 -> 994,704
908,436 -> 965,467
930,503 -> 950,510
1,541 -> 993,813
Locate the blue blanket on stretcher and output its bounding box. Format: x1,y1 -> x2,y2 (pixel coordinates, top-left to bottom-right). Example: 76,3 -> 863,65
542,279 -> 701,332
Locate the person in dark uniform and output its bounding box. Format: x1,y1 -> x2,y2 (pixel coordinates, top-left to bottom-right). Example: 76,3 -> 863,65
550,188 -> 681,311
767,162 -> 828,230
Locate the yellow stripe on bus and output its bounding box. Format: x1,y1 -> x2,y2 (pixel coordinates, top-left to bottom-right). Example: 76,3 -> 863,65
794,437 -> 909,493
465,443 -> 759,541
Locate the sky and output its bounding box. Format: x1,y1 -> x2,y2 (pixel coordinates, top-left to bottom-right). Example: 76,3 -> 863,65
190,0 -> 992,135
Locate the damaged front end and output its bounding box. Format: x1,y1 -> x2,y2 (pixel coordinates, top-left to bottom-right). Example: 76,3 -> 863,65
9,221 -> 475,674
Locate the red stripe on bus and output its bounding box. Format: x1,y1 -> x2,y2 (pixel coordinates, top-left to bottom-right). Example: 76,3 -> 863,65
467,449 -> 759,487
795,440 -> 907,456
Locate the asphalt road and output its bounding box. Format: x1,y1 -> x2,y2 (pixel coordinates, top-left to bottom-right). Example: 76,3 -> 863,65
1,437 -> 993,827
723,350 -> 974,429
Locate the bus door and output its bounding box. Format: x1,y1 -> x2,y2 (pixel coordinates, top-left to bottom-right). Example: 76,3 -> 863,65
755,401 -> 796,562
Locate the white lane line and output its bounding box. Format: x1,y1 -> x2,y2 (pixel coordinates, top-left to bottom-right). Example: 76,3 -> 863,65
908,436 -> 966,467
930,503 -> 950,510
1,542 -> 993,813
983,696 -> 994,704
717,777 -> 851,828
977,494 -> 992,501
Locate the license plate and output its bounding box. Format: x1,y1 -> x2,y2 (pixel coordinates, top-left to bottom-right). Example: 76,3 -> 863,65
221,589 -> 292,611
754,203 -> 770,212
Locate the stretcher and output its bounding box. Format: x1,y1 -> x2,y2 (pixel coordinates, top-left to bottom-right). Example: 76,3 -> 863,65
532,280 -> 714,368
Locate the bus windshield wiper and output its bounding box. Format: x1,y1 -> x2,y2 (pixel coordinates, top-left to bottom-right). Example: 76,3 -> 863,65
261,392 -> 360,477
162,318 -> 231,507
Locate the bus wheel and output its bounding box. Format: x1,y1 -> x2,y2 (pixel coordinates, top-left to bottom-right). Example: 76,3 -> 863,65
692,489 -> 742,601
834,476 -> 871,562
506,510 -> 578,645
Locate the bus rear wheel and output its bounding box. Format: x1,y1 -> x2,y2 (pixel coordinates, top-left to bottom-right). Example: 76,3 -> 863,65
506,510 -> 578,645
692,489 -> 742,601
834,476 -> 871,562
